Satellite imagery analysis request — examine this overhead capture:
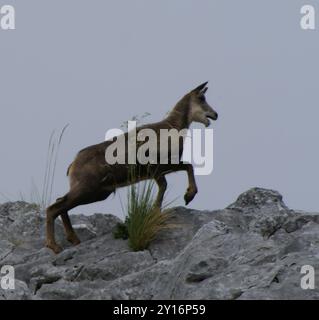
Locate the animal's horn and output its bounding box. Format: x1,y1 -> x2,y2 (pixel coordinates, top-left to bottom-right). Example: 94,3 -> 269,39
192,81 -> 209,93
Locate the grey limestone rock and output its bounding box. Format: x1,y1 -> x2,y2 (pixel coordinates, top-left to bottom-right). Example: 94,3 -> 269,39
0,188 -> 318,300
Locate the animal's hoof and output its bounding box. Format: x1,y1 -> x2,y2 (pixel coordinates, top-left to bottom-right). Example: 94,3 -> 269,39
67,234 -> 81,246
46,242 -> 63,254
184,193 -> 194,205
184,188 -> 198,205
184,195 -> 191,205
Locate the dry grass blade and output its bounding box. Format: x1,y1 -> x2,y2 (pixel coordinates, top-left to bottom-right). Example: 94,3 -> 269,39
40,124 -> 69,210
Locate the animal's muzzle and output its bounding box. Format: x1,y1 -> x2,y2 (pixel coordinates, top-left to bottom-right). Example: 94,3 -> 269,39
207,113 -> 218,121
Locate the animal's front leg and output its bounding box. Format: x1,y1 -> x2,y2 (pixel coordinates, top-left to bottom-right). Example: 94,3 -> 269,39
164,163 -> 198,205
183,164 -> 198,205
154,175 -> 167,209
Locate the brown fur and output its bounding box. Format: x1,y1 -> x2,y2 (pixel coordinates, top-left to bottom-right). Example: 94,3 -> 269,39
46,82 -> 218,253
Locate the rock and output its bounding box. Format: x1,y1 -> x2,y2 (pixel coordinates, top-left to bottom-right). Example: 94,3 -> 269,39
74,250 -> 155,282
148,206 -> 219,261
227,187 -> 288,210
35,279 -> 90,300
0,279 -> 31,300
0,240 -> 15,261
0,188 -> 319,300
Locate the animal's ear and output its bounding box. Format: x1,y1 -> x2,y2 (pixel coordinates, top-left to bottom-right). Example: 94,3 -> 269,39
201,87 -> 208,95
191,82 -> 209,93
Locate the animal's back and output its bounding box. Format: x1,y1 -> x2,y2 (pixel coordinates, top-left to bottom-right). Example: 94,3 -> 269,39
66,141 -> 113,185
67,119 -> 185,185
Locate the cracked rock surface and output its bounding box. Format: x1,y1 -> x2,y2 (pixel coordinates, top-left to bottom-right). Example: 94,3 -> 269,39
0,188 -> 319,300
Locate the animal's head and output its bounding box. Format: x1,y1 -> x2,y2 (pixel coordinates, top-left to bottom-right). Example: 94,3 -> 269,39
187,82 -> 218,127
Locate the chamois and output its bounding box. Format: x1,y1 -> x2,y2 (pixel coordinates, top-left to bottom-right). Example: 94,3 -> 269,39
46,82 -> 218,253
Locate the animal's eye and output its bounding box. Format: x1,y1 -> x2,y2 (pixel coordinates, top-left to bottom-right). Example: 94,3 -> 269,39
198,95 -> 205,102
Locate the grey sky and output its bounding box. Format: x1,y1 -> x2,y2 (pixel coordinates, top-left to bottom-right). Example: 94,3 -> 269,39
0,0 -> 318,218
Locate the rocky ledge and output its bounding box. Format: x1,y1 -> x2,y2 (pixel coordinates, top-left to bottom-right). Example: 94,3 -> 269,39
0,187 -> 319,300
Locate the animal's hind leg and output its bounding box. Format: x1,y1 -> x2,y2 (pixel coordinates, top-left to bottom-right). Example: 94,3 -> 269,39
46,196 -> 68,254
61,189 -> 113,246
46,188 -> 113,253
46,193 -> 82,253
60,212 -> 81,245
51,196 -> 80,245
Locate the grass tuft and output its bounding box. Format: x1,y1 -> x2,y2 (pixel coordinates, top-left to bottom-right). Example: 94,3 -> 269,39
115,166 -> 175,251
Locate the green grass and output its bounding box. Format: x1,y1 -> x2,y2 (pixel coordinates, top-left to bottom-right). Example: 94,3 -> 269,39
114,166 -> 175,251
114,112 -> 177,251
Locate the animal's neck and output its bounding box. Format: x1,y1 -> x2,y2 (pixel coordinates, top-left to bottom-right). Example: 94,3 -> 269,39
165,97 -> 191,131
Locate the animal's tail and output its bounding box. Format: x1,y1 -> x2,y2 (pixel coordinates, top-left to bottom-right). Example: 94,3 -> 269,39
66,162 -> 73,176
